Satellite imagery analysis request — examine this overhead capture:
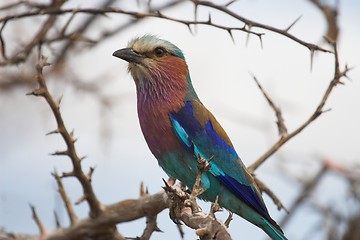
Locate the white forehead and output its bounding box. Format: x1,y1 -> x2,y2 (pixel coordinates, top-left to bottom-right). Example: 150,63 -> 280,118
127,35 -> 178,53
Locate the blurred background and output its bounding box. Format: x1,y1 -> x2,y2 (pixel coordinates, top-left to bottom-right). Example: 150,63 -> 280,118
0,0 -> 359,239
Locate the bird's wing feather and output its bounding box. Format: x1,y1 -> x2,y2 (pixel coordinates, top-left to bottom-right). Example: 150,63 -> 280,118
170,100 -> 271,220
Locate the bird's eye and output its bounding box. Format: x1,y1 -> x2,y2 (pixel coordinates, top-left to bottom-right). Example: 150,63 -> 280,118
154,47 -> 166,57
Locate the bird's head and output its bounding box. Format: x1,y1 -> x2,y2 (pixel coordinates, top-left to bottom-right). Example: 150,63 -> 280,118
112,35 -> 191,91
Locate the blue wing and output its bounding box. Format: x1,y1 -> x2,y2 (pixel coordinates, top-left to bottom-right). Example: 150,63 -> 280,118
170,101 -> 272,221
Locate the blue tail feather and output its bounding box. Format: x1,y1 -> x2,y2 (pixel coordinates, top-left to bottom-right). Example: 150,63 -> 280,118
263,219 -> 288,240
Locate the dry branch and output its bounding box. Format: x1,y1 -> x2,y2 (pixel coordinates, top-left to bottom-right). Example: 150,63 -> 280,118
0,0 -> 332,67
249,40 -> 350,172
0,1 -> 354,239
251,74 -> 288,137
52,170 -> 78,225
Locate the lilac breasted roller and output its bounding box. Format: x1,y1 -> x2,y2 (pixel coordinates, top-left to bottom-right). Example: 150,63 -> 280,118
113,35 -> 287,240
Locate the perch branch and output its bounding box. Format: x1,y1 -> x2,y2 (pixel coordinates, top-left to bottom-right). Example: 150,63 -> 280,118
162,155 -> 232,240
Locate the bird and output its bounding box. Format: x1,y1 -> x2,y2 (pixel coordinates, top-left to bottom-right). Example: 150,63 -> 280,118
113,35 -> 287,240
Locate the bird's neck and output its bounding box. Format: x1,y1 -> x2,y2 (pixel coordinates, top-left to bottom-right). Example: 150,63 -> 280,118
135,57 -> 193,114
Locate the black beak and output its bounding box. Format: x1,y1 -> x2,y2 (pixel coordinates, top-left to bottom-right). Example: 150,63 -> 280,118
112,48 -> 143,64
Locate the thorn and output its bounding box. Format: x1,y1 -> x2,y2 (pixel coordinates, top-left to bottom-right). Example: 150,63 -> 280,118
57,95 -> 63,106
285,15 -> 302,32
322,108 -> 332,113
75,195 -> 87,205
194,3 -> 198,34
208,13 -> 212,24
62,171 -> 74,178
162,178 -> 172,191
323,35 -> 334,45
54,210 -> 61,229
140,181 -> 146,197
225,0 -> 237,7
26,91 -> 35,96
176,223 -> 185,239
51,168 -> 59,178
154,224 -> 163,232
210,195 -> 221,217
46,129 -> 60,135
227,29 -> 235,44
259,34 -> 264,49
245,24 -> 252,47
187,24 -> 194,35
147,0 -> 152,11
79,155 -> 87,161
50,150 -> 69,156
156,10 -> 163,17
26,88 -> 46,97
310,49 -> 315,72
87,166 -> 95,182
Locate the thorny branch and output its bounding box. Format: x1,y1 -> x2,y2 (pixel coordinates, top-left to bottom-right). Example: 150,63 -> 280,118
251,74 -> 288,137
0,0 -> 332,67
27,56 -> 103,218
249,40 -> 350,172
52,170 -> 78,225
0,0 -> 355,239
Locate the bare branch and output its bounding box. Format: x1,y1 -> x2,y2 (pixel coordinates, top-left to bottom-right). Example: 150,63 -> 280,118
52,170 -> 78,225
309,0 -> 339,42
27,55 -> 103,218
29,204 -> 50,239
251,74 -> 288,137
47,191 -> 168,240
192,0 -> 331,53
280,164 -> 327,226
249,42 -> 351,172
254,177 -> 288,213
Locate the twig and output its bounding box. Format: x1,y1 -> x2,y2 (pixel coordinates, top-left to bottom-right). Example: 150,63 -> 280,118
137,182 -> 162,240
0,0 -> 26,11
280,164 -> 328,226
249,41 -> 350,172
251,74 -> 288,137
192,0 -> 331,53
29,204 -> 50,239
5,0 -> 66,66
53,0 -> 116,65
27,55 -> 103,218
0,20 -> 7,60
47,190 -> 168,240
254,176 -> 288,213
309,0 -> 339,42
52,170 -> 78,225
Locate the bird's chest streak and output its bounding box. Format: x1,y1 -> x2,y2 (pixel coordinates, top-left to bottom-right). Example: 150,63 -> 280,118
136,84 -> 187,158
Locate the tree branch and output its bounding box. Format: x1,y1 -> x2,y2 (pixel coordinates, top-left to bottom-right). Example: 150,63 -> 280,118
27,56 -> 103,218
249,41 -> 350,172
